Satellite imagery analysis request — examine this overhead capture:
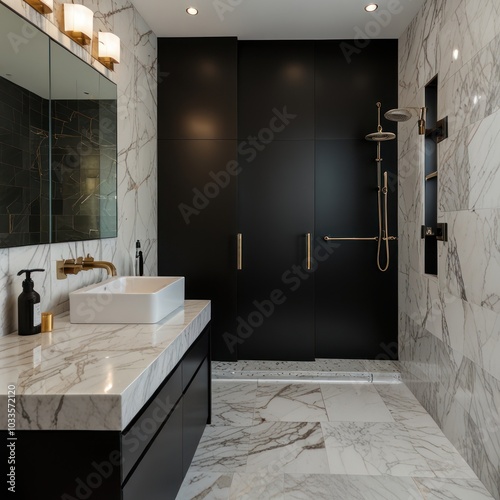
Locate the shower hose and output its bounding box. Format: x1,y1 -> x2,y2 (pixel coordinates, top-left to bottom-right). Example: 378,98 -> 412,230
377,170 -> 390,272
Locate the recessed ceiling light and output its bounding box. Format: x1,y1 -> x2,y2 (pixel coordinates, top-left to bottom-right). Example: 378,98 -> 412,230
186,7 -> 198,15
365,3 -> 378,12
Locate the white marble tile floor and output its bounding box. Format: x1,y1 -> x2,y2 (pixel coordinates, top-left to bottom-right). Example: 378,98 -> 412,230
176,375 -> 494,499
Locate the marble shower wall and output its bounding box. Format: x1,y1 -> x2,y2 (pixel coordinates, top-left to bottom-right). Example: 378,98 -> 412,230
398,0 -> 500,498
0,0 -> 157,336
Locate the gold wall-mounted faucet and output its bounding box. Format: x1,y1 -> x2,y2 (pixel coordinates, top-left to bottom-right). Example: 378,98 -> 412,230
56,254 -> 117,280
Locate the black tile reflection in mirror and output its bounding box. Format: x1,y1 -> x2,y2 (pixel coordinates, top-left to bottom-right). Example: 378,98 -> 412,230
0,77 -> 50,247
51,98 -> 117,242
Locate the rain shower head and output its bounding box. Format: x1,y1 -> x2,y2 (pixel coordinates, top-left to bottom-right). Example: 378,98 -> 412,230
384,107 -> 426,135
365,131 -> 396,141
365,102 -> 396,142
384,108 -> 412,122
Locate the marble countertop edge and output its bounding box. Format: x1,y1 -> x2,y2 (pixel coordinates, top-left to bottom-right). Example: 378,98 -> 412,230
0,300 -> 211,431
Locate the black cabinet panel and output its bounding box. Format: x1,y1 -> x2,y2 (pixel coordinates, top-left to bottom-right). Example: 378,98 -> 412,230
183,357 -> 210,475
237,140 -> 315,360
315,40 -> 398,139
121,362 -> 182,481
1,430 -> 121,499
158,37 -> 237,140
158,140 -> 237,360
182,325 -> 210,391
315,139 -> 398,358
238,41 -> 315,140
123,402 -> 183,500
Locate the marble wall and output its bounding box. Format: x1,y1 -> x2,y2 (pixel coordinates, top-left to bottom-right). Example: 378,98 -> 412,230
398,0 -> 500,498
0,0 -> 157,336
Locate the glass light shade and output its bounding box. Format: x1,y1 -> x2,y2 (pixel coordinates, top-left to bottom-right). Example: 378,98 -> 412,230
98,32 -> 120,68
24,0 -> 53,14
64,3 -> 93,45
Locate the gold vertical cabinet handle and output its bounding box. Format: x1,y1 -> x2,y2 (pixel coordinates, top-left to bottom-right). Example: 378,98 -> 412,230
306,232 -> 312,270
237,233 -> 243,270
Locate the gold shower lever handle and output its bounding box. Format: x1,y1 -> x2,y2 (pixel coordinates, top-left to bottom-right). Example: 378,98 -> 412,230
306,233 -> 312,270
237,233 -> 243,270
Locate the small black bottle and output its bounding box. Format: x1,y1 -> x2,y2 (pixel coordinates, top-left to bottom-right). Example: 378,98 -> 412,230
17,269 -> 45,336
135,240 -> 144,276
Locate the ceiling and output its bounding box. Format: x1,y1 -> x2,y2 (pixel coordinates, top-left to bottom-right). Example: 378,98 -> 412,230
133,0 -> 425,40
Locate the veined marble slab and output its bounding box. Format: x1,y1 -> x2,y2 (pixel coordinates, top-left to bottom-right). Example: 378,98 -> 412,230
0,300 -> 210,431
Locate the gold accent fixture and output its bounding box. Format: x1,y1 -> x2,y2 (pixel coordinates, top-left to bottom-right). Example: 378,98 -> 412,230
63,3 -> 94,46
98,32 -> 120,70
306,233 -> 312,270
237,233 -> 242,270
323,236 -> 397,241
56,254 -> 117,279
425,171 -> 438,181
384,106 -> 427,136
324,236 -> 378,241
41,312 -> 53,333
81,255 -> 117,276
24,0 -> 53,14
56,257 -> 84,278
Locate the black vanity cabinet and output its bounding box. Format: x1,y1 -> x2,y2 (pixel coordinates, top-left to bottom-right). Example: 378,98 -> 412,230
4,325 -> 211,500
122,326 -> 210,499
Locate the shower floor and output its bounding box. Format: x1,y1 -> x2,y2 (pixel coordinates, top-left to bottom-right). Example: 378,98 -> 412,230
175,360 -> 494,499
212,358 -> 401,383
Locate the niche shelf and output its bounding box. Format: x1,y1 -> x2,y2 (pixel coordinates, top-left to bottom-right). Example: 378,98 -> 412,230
423,77 -> 438,275
422,76 -> 448,275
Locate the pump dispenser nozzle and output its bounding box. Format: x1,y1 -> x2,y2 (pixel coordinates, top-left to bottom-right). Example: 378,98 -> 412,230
17,269 -> 45,289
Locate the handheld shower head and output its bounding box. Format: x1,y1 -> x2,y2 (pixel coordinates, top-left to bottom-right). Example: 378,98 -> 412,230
384,107 -> 426,135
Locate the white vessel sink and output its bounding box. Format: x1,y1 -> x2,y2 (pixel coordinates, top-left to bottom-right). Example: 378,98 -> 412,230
69,276 -> 185,324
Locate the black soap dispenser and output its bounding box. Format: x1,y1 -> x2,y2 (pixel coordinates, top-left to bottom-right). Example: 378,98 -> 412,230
17,269 -> 45,336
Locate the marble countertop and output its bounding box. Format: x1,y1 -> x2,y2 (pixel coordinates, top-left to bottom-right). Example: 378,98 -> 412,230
0,300 -> 210,431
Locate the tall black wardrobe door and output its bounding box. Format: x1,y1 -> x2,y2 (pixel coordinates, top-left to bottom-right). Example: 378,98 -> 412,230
158,140 -> 238,360
237,140 -> 315,360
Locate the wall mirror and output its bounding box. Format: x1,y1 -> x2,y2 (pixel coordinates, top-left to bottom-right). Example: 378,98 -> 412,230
0,3 -> 117,248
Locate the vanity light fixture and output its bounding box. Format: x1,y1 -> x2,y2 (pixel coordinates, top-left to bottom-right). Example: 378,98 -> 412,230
98,32 -> 121,70
24,0 -> 53,14
364,3 -> 378,12
63,3 -> 94,45
186,7 -> 198,15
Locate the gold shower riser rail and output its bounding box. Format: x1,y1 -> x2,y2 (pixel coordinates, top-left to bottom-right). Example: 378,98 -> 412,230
323,236 -> 397,241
